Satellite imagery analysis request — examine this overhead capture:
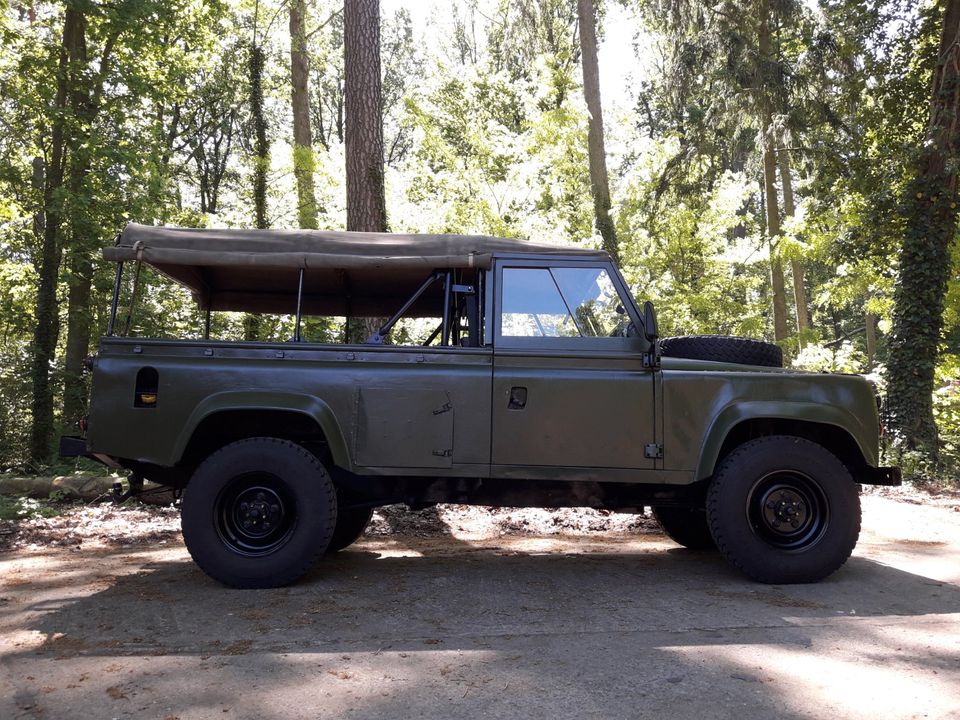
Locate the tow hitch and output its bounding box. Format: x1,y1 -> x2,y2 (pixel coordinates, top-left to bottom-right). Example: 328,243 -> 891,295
112,472 -> 145,503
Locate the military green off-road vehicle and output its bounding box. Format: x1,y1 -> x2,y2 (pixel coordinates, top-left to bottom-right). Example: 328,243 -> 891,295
62,223 -> 900,588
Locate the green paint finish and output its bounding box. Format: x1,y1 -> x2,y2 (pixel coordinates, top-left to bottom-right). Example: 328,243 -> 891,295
82,252 -> 893,490
173,390 -> 351,470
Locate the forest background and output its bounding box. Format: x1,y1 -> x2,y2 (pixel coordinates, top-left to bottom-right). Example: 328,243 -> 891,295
0,0 -> 958,485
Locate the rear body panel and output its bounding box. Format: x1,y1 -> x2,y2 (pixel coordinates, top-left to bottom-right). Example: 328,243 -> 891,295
88,338 -> 492,477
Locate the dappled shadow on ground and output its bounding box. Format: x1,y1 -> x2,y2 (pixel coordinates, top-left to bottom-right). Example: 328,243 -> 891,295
3,537 -> 960,719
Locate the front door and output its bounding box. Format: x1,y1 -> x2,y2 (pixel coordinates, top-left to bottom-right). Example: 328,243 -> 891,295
491,260 -> 656,472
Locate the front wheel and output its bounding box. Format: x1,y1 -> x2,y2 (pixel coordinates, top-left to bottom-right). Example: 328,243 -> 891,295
706,435 -> 860,584
181,437 -> 337,588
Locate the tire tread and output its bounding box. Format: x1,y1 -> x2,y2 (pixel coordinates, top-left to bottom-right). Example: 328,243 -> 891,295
706,435 -> 860,583
182,437 -> 336,588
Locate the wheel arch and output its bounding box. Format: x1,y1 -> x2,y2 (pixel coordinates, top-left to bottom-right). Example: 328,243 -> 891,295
696,402 -> 877,483
173,391 -> 352,471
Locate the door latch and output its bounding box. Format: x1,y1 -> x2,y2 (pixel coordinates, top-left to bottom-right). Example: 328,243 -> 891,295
644,443 -> 663,459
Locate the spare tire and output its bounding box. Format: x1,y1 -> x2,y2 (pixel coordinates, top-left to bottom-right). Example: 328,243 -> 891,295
659,335 -> 783,368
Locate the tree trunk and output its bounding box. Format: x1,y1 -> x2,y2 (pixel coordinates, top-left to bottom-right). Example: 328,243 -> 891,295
758,0 -> 789,342
762,134 -> 789,341
29,7 -> 82,464
345,0 -> 387,342
62,246 -> 93,428
344,0 -> 387,233
250,41 -> 269,231
778,147 -> 810,333
290,0 -> 319,230
577,0 -> 619,265
62,18 -> 100,431
246,31 -> 270,341
865,309 -> 877,371
886,0 -> 960,460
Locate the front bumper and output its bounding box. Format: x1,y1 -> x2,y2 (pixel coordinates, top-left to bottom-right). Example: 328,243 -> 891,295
860,466 -> 902,486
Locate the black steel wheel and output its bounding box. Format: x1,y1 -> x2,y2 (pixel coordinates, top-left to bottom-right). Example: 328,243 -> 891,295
651,506 -> 716,550
706,435 -> 860,584
327,506 -> 374,553
214,475 -> 297,557
182,437 -> 336,588
746,471 -> 829,551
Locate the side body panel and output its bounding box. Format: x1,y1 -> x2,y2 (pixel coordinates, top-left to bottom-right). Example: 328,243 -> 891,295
489,257 -> 659,483
87,339 -> 492,476
659,357 -> 881,480
491,349 -> 656,473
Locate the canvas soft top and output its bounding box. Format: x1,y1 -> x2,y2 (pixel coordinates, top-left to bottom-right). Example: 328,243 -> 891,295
103,223 -> 607,315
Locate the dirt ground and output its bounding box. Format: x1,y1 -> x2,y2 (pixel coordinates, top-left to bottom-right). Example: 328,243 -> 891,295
1,490 -> 959,719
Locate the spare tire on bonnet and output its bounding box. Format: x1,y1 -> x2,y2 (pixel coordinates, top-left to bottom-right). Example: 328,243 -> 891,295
659,335 -> 783,368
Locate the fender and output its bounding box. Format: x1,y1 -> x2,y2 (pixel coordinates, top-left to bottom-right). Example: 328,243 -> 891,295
172,390 -> 353,471
695,400 -> 879,481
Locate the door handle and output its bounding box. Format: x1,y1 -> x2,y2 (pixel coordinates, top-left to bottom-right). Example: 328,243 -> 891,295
508,386 -> 528,410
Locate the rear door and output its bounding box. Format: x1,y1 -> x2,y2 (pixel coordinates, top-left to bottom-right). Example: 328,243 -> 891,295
490,259 -> 656,473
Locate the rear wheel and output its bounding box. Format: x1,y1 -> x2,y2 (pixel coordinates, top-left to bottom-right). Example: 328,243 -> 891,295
651,506 -> 716,550
181,437 -> 336,588
327,507 -> 374,552
706,435 -> 860,584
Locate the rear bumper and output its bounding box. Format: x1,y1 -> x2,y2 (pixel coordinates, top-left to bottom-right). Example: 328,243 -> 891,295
860,466 -> 902,486
59,435 -> 88,458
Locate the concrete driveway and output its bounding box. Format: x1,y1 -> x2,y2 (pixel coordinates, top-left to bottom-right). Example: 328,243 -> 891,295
1,495 -> 959,719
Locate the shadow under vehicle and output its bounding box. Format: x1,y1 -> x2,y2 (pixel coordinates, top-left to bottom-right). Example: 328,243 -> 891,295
61,223 -> 900,587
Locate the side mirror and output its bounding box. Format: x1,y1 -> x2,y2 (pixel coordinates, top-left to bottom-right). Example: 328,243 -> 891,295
642,301 -> 659,342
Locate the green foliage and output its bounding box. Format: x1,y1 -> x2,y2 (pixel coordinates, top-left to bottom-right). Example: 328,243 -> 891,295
619,165 -> 769,337
933,355 -> 960,475
0,0 -> 956,485
791,342 -> 867,374
400,49 -> 592,241
0,495 -> 62,521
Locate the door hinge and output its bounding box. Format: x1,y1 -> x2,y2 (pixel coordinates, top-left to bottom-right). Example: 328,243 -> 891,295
644,443 -> 663,459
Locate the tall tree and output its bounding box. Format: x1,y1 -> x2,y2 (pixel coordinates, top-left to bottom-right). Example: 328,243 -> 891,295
250,19 -> 269,231
246,5 -> 270,342
886,0 -> 960,461
344,0 -> 387,342
344,0 -> 387,233
290,0 -> 319,230
29,6 -> 83,463
577,0 -> 619,265
778,147 -> 809,333
758,0 -> 789,341
61,13 -> 123,431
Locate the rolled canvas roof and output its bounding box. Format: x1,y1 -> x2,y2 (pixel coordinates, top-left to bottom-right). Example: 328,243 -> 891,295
104,223 -> 607,315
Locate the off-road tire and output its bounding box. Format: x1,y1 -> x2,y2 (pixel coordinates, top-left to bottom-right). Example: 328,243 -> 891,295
706,435 -> 860,584
181,437 -> 337,588
327,507 -> 374,552
652,506 -> 716,550
659,335 -> 783,368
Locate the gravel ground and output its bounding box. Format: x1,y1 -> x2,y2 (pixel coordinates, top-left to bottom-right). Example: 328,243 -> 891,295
1,489 -> 959,720
0,501 -> 660,552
